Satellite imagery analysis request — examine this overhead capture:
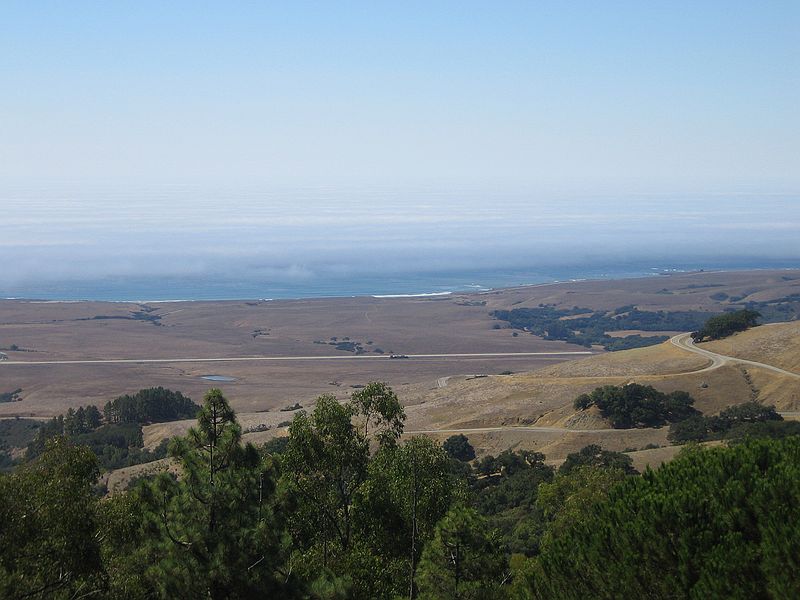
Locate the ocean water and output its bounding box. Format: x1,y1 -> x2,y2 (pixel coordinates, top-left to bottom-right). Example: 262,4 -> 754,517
1,182 -> 798,301
5,264 -> 799,303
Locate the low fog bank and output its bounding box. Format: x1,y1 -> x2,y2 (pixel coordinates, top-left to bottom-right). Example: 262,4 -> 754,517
1,184 -> 798,297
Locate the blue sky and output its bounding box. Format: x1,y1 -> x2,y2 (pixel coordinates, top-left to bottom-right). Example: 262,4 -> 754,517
1,1 -> 798,189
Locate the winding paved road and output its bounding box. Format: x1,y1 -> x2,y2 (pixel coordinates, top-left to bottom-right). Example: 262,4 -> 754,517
669,333 -> 800,379
409,332 -> 800,436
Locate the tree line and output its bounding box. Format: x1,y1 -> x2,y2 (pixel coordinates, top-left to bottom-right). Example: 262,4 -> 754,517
668,401 -> 800,444
24,388 -> 199,471
2,383 -> 799,598
103,387 -> 199,424
492,305 -> 714,350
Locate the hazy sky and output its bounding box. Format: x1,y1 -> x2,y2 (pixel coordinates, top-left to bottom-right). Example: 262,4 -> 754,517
1,1 -> 798,189
1,2 -> 798,299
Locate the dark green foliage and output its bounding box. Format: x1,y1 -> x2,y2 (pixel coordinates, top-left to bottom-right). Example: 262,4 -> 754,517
530,438 -> 800,599
0,446 -> 14,471
691,308 -> 761,342
78,426 -> 170,471
84,308 -> 162,325
0,417 -> 40,449
602,334 -> 669,351
23,389 -> 196,471
559,444 -> 637,475
416,505 -> 508,599
473,451 -> 554,515
471,451 -> 555,556
136,388 -> 295,598
536,465 -> 628,550
0,438 -> 104,598
263,435 -> 289,455
103,387 -> 199,424
281,391 -> 421,598
98,490 -> 155,599
726,419 -> 800,442
668,414 -> 723,443
492,305 -> 713,350
21,389 -> 197,471
443,434 -> 476,461
334,341 -> 364,353
669,401 -> 785,443
358,436 -> 465,598
25,408 -> 168,470
283,393 -> 371,585
743,296 -> 800,323
720,400 -> 781,423
574,384 -> 698,428
26,415 -> 66,459
497,298 -> 797,351
0,388 -> 22,403
281,385 -> 454,598
7,378 -> 800,598
85,404 -> 102,428
349,381 -> 406,445
72,422 -> 142,451
64,405 -> 102,435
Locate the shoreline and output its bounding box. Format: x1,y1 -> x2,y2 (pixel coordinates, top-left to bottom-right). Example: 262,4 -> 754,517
1,266 -> 798,305
0,270 -> 693,305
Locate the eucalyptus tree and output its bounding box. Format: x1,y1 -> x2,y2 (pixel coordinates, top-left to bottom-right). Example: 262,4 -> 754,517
358,435 -> 464,598
284,394 -> 371,564
349,381 -> 406,445
0,438 -> 104,599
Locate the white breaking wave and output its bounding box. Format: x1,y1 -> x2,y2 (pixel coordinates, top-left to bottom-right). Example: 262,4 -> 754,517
372,291 -> 453,298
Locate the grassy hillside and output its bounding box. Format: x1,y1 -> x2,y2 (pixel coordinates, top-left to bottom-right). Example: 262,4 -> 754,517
400,322 -> 800,460
703,321 -> 800,372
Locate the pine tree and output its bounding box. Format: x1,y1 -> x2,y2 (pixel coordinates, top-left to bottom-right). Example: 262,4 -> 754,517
531,438 -> 800,599
75,406 -> 87,433
138,388 -> 294,598
416,506 -> 507,600
64,407 -> 77,436
85,404 -> 102,429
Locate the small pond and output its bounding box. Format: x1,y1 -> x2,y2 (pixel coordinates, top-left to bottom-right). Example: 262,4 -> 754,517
200,375 -> 237,382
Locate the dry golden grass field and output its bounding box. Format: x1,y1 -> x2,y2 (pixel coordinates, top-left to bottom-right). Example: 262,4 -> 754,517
2,269 -> 800,474
397,326 -> 800,462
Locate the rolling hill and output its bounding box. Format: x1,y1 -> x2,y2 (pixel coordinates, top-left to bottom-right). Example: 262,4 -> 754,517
397,321 -> 800,465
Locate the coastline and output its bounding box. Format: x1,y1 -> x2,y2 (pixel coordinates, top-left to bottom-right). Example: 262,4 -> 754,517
2,265 -> 798,304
